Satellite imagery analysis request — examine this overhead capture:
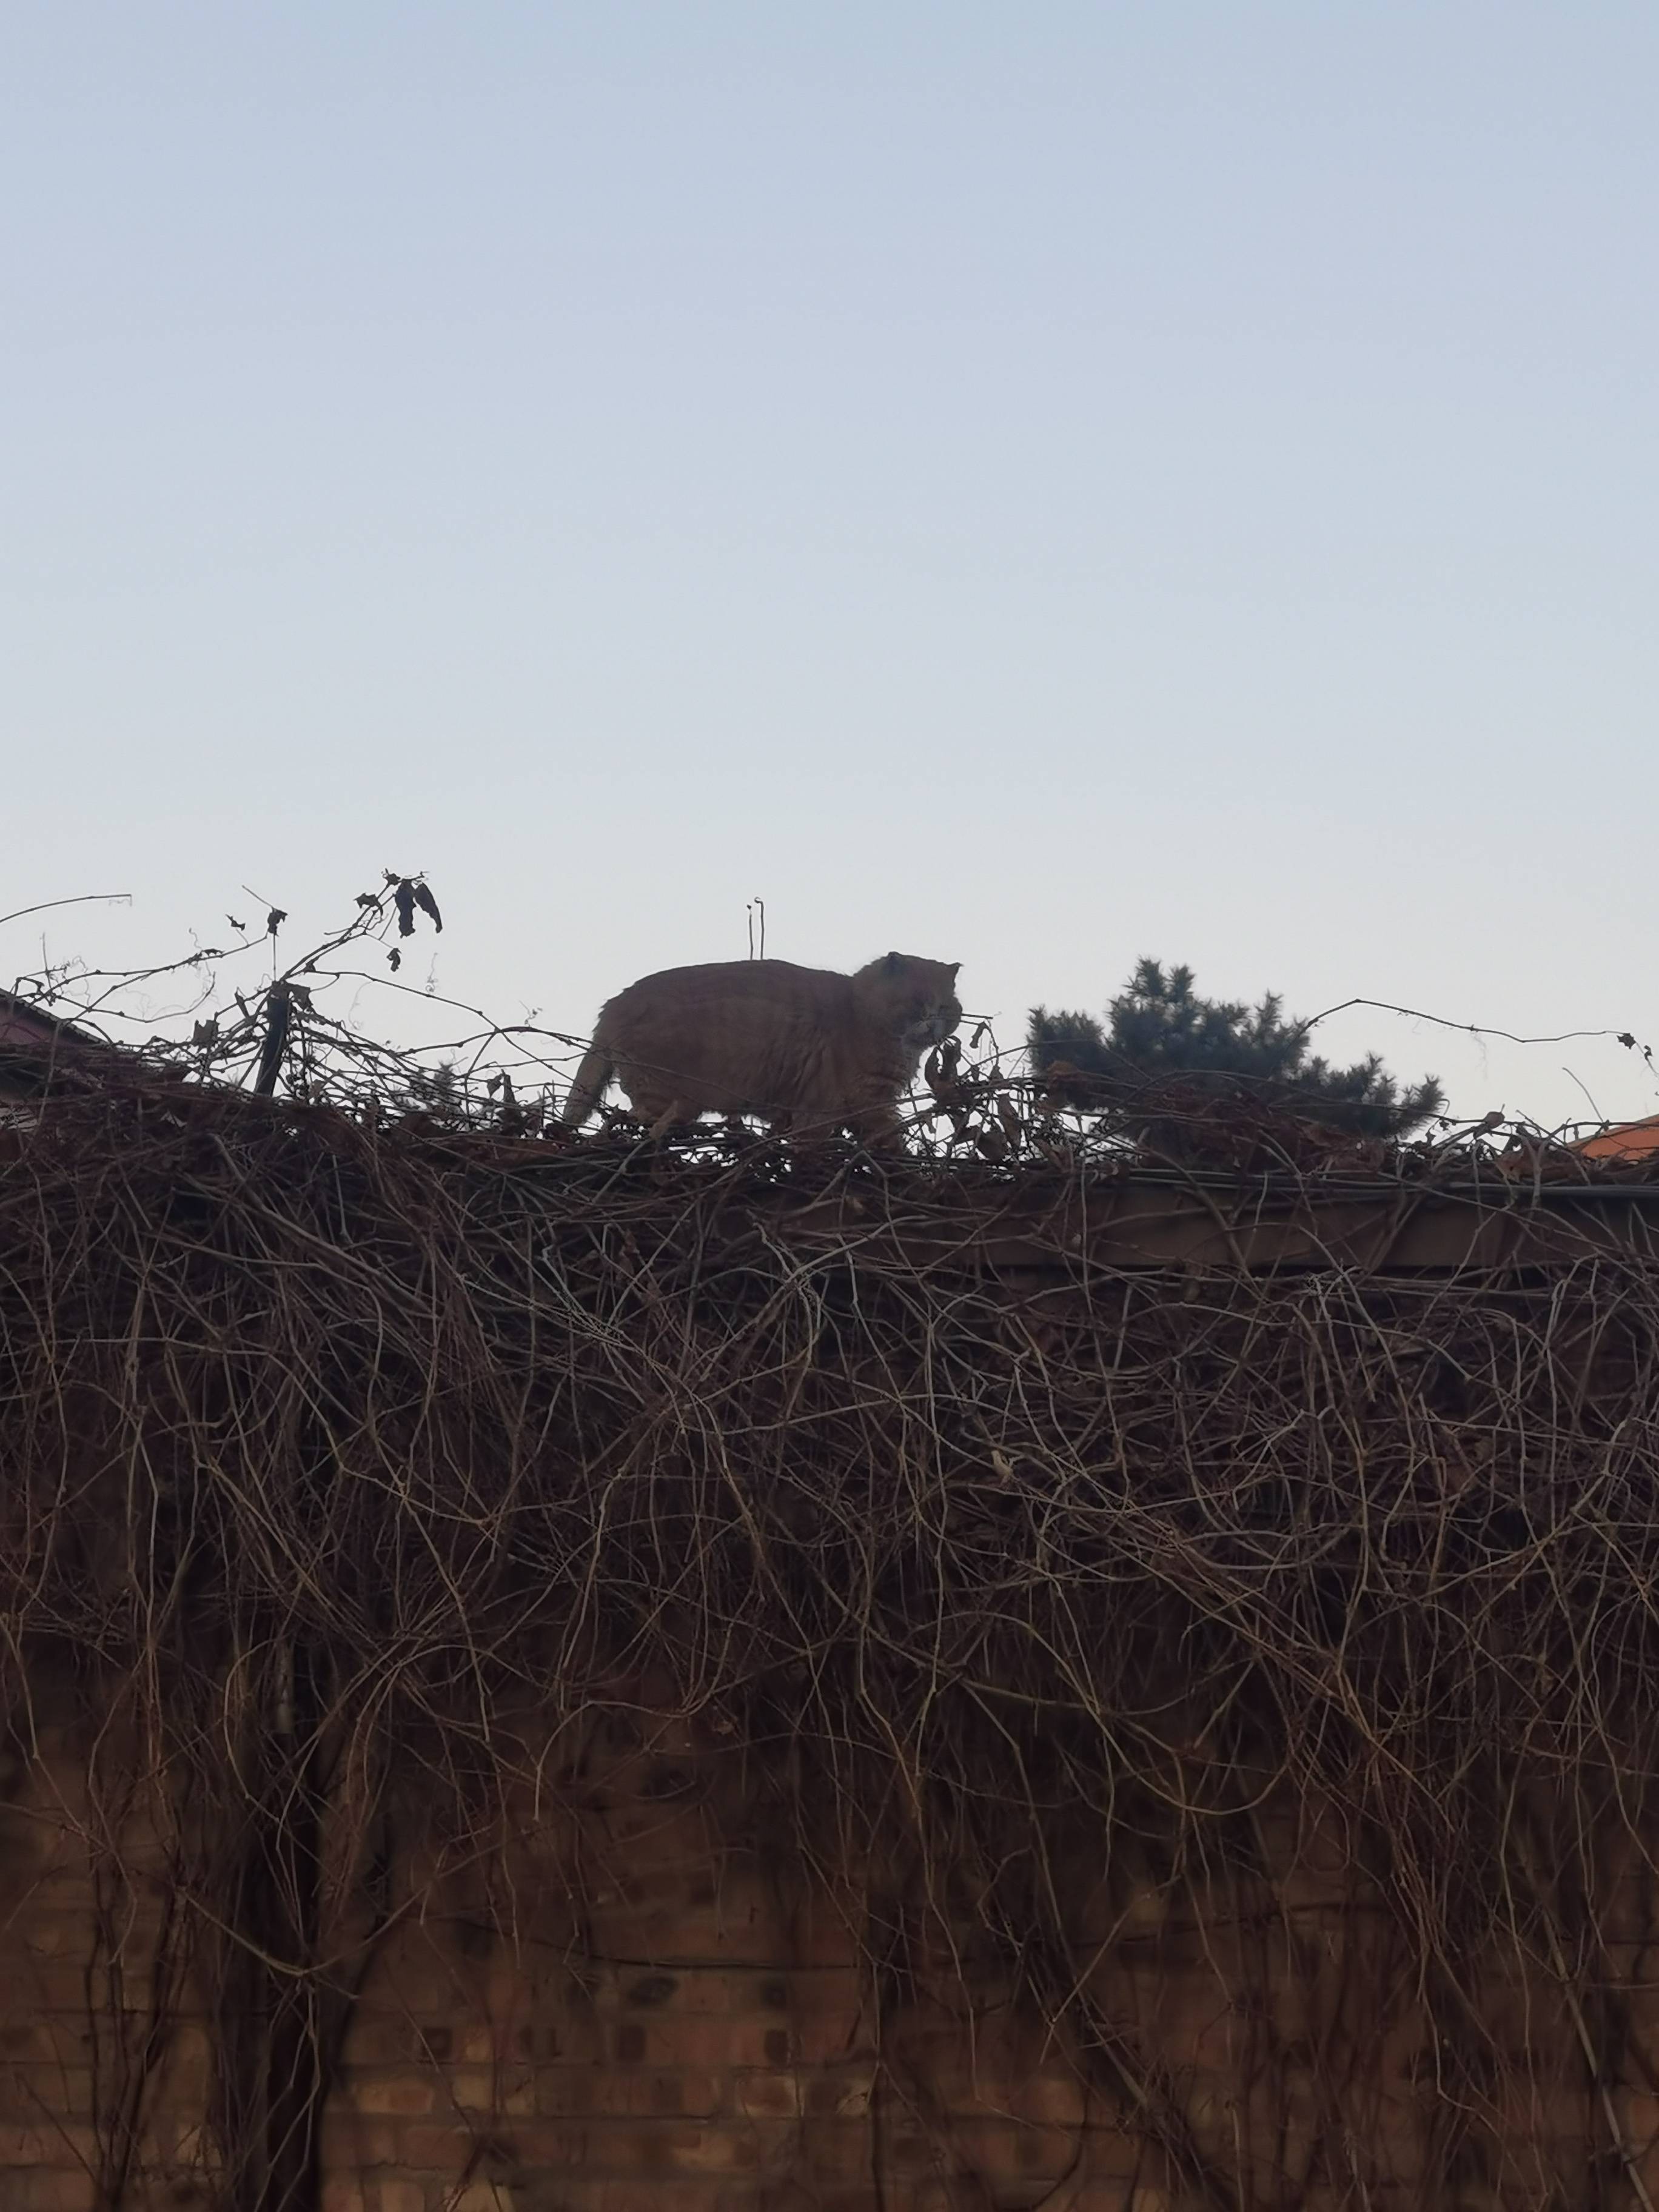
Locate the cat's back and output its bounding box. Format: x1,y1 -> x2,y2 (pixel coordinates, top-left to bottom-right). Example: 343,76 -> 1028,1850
600,957 -> 851,1031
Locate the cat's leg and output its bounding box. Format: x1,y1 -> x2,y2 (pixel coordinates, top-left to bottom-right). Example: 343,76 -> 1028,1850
850,1100 -> 907,1153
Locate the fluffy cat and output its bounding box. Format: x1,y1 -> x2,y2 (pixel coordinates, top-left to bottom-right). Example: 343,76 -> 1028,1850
561,952 -> 963,1142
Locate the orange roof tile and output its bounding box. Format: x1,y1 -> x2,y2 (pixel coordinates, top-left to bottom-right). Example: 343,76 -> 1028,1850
1573,1116 -> 1659,1161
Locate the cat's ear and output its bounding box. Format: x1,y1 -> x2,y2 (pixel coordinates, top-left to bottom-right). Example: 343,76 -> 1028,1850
883,951 -> 902,974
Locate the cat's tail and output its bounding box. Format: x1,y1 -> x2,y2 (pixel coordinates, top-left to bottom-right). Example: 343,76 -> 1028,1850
561,1038 -> 615,1127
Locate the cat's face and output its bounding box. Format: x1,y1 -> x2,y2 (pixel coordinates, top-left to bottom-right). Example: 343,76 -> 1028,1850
856,953 -> 963,1055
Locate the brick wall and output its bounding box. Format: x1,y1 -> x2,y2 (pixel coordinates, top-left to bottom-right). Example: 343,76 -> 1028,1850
3,1706 -> 1656,2211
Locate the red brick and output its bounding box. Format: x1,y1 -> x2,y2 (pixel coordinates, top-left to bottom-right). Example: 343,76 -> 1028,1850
954,2117 -> 1078,2185
633,1902 -> 785,1965
607,2017 -> 734,2068
592,2184 -> 719,2212
726,2019 -> 793,2067
797,2012 -> 871,2065
13,1962 -> 90,2011
532,2068 -> 602,2117
448,2070 -> 495,2110
577,2068 -> 723,2119
367,2185 -> 427,2212
0,2067 -> 93,2122
343,2019 -> 421,2066
1012,2071 -> 1088,2130
394,2123 -> 477,2171
632,1967 -> 737,2015
446,2187 -> 511,2212
805,2069 -> 876,2120
580,2119 -> 764,2174
793,1968 -> 866,2015
492,2119 -> 588,2168
19,1919 -> 75,1959
799,2117 -> 874,2179
349,2077 -> 437,2117
332,2108 -> 410,2157
25,2176 -> 97,2212
734,2069 -> 804,2119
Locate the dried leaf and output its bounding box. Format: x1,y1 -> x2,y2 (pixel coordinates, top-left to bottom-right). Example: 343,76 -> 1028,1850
394,880 -> 417,937
413,882 -> 443,933
387,947 -> 402,972
266,907 -> 287,937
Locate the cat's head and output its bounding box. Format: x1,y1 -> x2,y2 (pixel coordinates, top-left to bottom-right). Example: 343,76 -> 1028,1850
855,953 -> 963,1056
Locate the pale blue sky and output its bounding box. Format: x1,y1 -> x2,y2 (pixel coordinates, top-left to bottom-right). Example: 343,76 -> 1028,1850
4,5 -> 1656,1125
